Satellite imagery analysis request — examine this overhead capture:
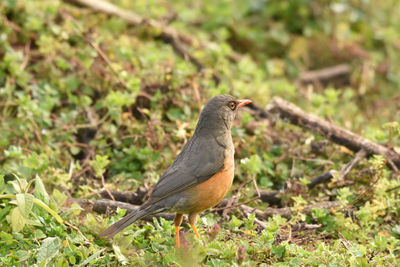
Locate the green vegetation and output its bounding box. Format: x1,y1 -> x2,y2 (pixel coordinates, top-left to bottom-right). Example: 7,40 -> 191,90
1,0 -> 400,265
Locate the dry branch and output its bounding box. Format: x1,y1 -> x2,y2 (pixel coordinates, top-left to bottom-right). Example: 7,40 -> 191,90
99,146 -> 365,208
258,170 -> 334,206
337,149 -> 367,181
297,64 -> 350,88
259,149 -> 367,205
245,102 -> 270,120
259,190 -> 282,206
71,198 -> 176,222
267,97 -> 400,169
71,196 -> 338,229
307,171 -> 334,189
99,186 -> 148,205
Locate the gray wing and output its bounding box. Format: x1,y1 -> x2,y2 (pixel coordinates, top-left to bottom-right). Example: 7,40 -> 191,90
143,133 -> 226,206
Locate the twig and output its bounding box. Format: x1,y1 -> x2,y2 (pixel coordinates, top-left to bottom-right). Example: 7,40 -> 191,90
337,149 -> 367,181
267,97 -> 400,169
1,15 -> 22,32
245,102 -> 270,120
221,179 -> 251,217
20,40 -> 31,70
99,186 -> 148,205
253,178 -> 261,198
258,170 -> 335,205
101,174 -> 115,201
292,223 -> 322,231
338,232 -> 352,250
259,190 -> 282,206
213,195 -> 259,212
87,39 -> 128,89
240,205 -> 267,229
72,196 -> 341,231
221,195 -> 236,218
351,128 -> 394,205
307,171 -> 334,189
71,198 -> 177,222
386,185 -> 400,192
64,221 -> 90,243
297,64 -> 350,88
259,149 -> 367,205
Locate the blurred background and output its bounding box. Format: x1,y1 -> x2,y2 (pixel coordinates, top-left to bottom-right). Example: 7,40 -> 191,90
1,0 -> 400,265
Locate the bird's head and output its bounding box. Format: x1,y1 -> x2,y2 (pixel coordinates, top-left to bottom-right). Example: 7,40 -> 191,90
196,94 -> 252,133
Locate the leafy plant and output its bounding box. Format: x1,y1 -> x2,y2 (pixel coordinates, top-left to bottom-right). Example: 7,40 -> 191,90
0,174 -> 63,232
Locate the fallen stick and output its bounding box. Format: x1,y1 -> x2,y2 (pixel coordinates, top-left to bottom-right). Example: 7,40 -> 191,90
259,150 -> 367,205
71,198 -> 176,222
99,186 -> 148,205
297,64 -> 350,88
337,149 -> 367,181
258,170 -> 334,206
100,149 -> 359,207
307,171 -> 334,189
99,170 -> 335,207
72,197 -> 338,228
245,102 -> 270,120
267,97 -> 400,169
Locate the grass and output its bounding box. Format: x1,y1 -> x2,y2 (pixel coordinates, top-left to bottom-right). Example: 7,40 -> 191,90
1,0 -> 400,265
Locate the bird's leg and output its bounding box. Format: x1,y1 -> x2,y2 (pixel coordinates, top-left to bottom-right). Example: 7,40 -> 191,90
174,213 -> 183,248
188,213 -> 200,239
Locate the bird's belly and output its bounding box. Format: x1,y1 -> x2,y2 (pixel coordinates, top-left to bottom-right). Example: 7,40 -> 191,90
182,155 -> 234,213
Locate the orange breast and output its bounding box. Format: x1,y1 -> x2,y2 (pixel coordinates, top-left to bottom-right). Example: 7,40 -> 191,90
186,154 -> 234,213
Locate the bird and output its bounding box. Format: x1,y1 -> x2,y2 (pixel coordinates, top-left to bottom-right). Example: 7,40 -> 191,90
99,94 -> 252,247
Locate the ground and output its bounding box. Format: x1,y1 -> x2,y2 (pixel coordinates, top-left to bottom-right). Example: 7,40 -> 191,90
1,0 -> 400,266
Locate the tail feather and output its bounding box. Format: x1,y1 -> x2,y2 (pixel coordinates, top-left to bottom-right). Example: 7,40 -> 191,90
100,208 -> 149,238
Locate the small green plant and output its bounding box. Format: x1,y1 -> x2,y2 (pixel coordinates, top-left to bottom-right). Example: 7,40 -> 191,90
0,174 -> 63,232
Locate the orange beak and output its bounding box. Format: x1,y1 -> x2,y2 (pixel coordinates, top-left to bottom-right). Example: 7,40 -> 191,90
237,99 -> 252,109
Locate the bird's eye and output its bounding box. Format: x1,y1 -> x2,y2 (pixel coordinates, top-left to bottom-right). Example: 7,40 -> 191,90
228,101 -> 236,110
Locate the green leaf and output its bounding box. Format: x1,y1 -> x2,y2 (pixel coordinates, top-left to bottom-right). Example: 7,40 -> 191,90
4,145 -> 22,158
299,177 -> 311,185
16,193 -> 34,218
16,250 -> 30,261
0,205 -> 11,221
272,245 -> 286,258
9,180 -> 23,194
52,188 -> 68,206
166,108 -> 184,121
34,229 -> 46,239
240,154 -> 262,175
33,198 -> 63,223
10,207 -> 27,232
34,175 -> 49,204
112,244 -> 128,265
90,155 -> 110,177
0,174 -> 5,194
77,249 -> 105,267
36,237 -> 61,264
228,215 -> 243,230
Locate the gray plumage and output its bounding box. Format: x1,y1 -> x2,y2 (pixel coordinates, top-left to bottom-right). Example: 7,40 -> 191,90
100,95 -> 240,238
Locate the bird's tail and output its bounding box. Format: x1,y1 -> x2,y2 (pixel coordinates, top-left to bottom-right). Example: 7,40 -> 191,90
99,208 -> 151,238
